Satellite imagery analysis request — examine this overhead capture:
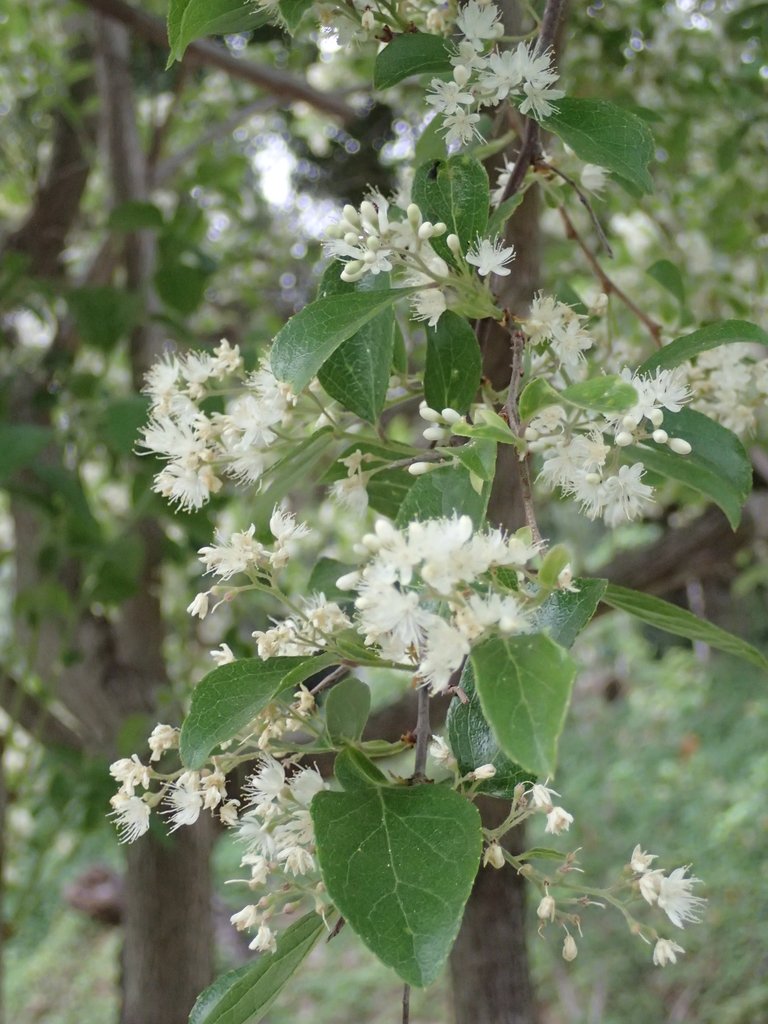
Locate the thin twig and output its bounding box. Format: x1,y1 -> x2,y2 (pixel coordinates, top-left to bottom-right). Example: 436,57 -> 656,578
402,983 -> 411,1024
537,160 -> 614,256
559,206 -> 663,347
505,329 -> 544,546
412,684 -> 431,782
309,664 -> 351,696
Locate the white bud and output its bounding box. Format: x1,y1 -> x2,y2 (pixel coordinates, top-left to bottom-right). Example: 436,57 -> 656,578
483,843 -> 505,870
360,7 -> 375,30
360,200 -> 377,225
408,461 -> 436,476
419,402 -> 442,423
557,565 -> 573,589
537,894 -> 556,922
584,472 -> 602,484
615,431 -> 634,447
441,407 -> 463,424
418,222 -> 435,240
407,203 -> 422,229
470,763 -> 497,781
648,407 -> 665,427
524,427 -> 538,441
453,64 -> 471,87
432,222 -> 447,236
423,425 -> 450,441
652,429 -> 668,444
622,414 -> 640,430
562,934 -> 578,961
446,233 -> 462,256
668,436 -> 692,455
336,571 -> 361,591
342,204 -> 360,226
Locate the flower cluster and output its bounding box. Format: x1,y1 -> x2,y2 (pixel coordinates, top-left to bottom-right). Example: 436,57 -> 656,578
424,17 -> 564,145
683,343 -> 768,437
324,196 -> 512,325
336,515 -> 540,692
228,756 -> 330,952
138,340 -> 298,510
187,508 -> 310,619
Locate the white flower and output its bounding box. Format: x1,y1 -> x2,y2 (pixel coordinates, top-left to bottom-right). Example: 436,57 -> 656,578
249,924 -> 277,952
455,0 -> 504,50
470,763 -> 497,780
442,108 -> 483,146
657,867 -> 706,928
289,767 -> 325,806
562,934 -> 578,961
600,463 -> 655,526
530,780 -> 560,810
639,869 -> 664,905
545,806 -> 574,834
110,754 -> 151,795
479,48 -> 524,103
246,756 -> 286,804
210,642 -> 236,666
410,284 -> 448,327
277,845 -> 316,876
110,793 -> 151,843
653,938 -> 685,966
484,842 -> 506,869
426,78 -> 474,115
187,591 -> 211,619
429,735 -> 458,769
148,724 -> 179,762
198,525 -> 266,580
466,236 -> 515,277
165,773 -> 203,831
581,163 -> 608,193
630,844 -> 658,874
518,80 -> 565,120
230,904 -> 260,931
418,616 -> 471,693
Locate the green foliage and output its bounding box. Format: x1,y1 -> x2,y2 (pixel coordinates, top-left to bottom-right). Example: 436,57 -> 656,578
189,913 -> 326,1024
67,287 -> 141,350
395,462 -> 493,528
601,584 -> 768,670
470,634 -> 578,776
626,408 -> 752,528
646,259 -> 686,307
544,98 -> 656,194
532,578 -> 607,648
0,424 -> 51,483
412,156 -> 489,268
312,756 -> 481,986
638,319 -> 768,374
271,289 -> 411,393
324,677 -> 371,743
167,0 -> 266,64
424,311 -> 482,413
373,33 -> 453,89
519,375 -> 637,419
180,657 -> 311,768
447,660 -> 533,799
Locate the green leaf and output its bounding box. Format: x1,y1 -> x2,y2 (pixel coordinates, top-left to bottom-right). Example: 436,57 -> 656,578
412,156 -> 489,268
451,409 -> 524,449
317,273 -> 396,422
450,439 -> 496,482
560,376 -> 637,414
487,192 -> 525,237
188,913 -> 325,1024
100,396 -> 150,456
414,114 -> 447,166
638,320 -> 768,375
278,0 -> 314,33
155,264 -> 210,316
307,557 -> 356,603
424,311 -> 482,414
543,98 -> 655,195
518,378 -> 561,422
67,286 -> 141,350
537,545 -> 571,589
646,259 -> 686,306
470,634 -> 577,776
532,578 -> 607,648
312,781 -> 481,986
180,657 -> 309,769
108,201 -> 164,231
627,407 -> 752,529
271,289 -> 411,394
601,584 -> 768,670
334,746 -> 389,791
325,678 -> 371,744
168,0 -> 264,64
447,661 -> 533,800
0,424 -> 51,484
395,463 -> 493,529
374,32 -> 453,90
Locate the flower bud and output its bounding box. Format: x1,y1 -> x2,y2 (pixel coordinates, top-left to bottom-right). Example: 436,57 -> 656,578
407,203 -> 422,229
423,425 -> 450,442
360,7 -> 375,30
471,763 -> 497,781
615,431 -> 634,447
453,64 -> 471,87
537,894 -> 556,922
652,429 -> 668,444
562,934 -> 578,961
446,233 -> 462,256
483,843 -> 505,869
419,402 -> 442,423
648,407 -> 665,427
408,461 -> 436,476
441,407 -> 463,424
668,436 -> 692,455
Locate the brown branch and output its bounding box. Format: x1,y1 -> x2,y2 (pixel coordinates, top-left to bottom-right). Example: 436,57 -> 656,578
537,160 -> 613,256
559,205 -> 663,347
412,684 -> 431,782
0,675 -> 83,750
75,0 -> 358,123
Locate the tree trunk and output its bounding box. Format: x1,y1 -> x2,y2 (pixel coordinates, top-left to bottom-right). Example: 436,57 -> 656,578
120,819 -> 216,1024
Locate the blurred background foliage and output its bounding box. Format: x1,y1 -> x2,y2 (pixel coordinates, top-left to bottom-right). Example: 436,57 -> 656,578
0,0 -> 767,1020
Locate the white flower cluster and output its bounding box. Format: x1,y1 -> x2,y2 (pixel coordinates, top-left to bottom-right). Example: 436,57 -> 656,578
630,843 -> 706,966
425,16 -> 564,147
683,343 -> 768,437
252,593 -> 352,659
324,196 -> 514,326
336,515 -> 539,692
229,756 -> 329,952
187,509 -> 310,619
139,340 -> 297,510
520,315 -> 694,527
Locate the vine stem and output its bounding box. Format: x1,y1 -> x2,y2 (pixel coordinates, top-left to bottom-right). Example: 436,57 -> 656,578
504,328 -> 544,547
558,206 -> 663,347
402,983 -> 411,1024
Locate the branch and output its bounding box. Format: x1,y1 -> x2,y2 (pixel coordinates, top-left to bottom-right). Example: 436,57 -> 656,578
75,0 -> 358,124
0,675 -> 83,751
412,684 -> 431,781
559,205 -> 663,347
